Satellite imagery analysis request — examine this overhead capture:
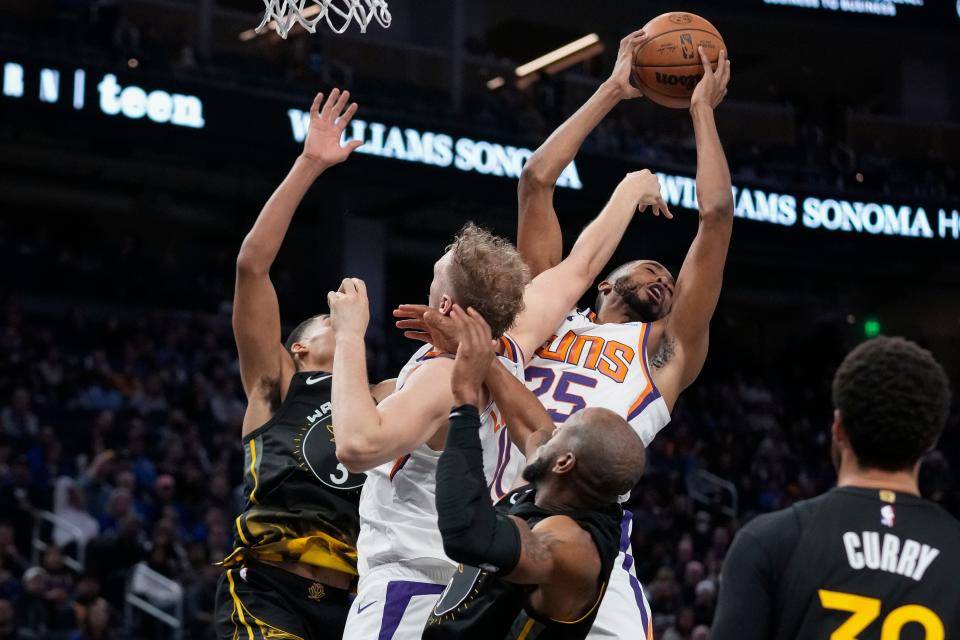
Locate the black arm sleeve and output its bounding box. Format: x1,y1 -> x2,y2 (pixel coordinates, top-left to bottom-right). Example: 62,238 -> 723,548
711,509 -> 800,640
435,404 -> 521,573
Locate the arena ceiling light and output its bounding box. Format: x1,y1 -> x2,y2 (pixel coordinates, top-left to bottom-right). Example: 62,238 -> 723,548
514,33 -> 603,85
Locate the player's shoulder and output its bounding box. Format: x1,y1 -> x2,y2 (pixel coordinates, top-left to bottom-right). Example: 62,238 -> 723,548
738,504 -> 804,545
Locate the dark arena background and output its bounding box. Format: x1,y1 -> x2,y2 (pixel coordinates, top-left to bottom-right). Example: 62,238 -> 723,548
1,0 -> 959,638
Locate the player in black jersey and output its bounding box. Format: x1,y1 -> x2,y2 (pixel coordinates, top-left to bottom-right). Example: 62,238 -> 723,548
214,89 -> 394,640
424,307 -> 646,640
712,336 -> 957,640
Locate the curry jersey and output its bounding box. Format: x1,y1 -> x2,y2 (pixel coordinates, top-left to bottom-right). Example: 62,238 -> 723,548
712,487 -> 960,640
221,372 -> 365,577
356,335 -> 527,575
525,309 -> 669,447
424,485 -> 622,640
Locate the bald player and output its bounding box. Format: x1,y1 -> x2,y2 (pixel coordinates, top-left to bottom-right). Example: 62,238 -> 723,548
424,306 -> 646,640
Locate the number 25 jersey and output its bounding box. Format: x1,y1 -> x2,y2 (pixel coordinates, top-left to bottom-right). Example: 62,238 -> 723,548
525,309 -> 670,446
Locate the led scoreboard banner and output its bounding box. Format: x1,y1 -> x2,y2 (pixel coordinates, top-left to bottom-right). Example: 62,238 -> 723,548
2,55 -> 958,242
757,0 -> 960,20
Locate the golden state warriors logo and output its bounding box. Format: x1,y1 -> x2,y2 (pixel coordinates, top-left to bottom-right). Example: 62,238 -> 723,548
297,405 -> 365,491
308,582 -> 326,601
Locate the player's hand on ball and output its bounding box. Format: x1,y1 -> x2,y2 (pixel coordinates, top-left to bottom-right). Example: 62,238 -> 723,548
606,29 -> 649,100
449,306 -> 498,408
328,278 -> 370,337
690,47 -> 731,111
301,89 -> 364,169
617,169 -> 672,218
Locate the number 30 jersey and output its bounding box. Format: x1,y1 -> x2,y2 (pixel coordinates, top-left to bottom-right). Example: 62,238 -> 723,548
525,309 -> 670,446
220,372 -> 365,577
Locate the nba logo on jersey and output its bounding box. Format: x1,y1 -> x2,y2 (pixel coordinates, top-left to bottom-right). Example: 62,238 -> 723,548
880,505 -> 896,528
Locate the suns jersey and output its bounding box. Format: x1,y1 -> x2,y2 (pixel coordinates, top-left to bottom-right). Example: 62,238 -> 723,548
525,309 -> 670,447
356,335 -> 527,575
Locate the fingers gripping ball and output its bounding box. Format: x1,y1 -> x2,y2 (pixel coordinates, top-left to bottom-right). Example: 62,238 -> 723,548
632,12 -> 726,109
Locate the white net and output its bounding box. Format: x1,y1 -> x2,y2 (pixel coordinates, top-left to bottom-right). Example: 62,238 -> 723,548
255,0 -> 392,39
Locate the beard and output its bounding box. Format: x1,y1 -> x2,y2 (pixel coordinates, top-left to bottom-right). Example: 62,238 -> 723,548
613,278 -> 660,322
521,456 -> 550,485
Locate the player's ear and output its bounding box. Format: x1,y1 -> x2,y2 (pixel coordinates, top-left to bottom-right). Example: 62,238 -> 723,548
597,280 -> 613,295
552,452 -> 576,475
831,410 -> 847,445
291,341 -> 308,357
439,294 -> 453,315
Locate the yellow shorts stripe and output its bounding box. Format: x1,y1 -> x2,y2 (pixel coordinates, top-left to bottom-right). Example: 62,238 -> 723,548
227,569 -> 255,640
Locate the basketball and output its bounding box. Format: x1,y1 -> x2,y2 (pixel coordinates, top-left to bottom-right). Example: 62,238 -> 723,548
632,12 -> 726,109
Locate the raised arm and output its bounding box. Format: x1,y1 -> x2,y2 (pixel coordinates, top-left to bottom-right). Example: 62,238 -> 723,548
653,48 -> 734,410
518,30 -> 648,276
329,278 -> 456,473
234,89 -> 361,433
510,170 -> 671,362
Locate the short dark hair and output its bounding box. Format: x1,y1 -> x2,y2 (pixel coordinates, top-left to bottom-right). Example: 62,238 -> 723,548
445,223 -> 529,338
832,336 -> 951,472
284,314 -> 326,354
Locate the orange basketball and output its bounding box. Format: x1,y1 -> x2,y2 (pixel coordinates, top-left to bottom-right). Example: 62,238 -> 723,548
632,12 -> 726,109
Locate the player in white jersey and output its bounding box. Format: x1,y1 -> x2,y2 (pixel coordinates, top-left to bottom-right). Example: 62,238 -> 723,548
336,172 -> 669,640
517,35 -> 734,640
396,31 -> 733,639
326,225 -> 531,640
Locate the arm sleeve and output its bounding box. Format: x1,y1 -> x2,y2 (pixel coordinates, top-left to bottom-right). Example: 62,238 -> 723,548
435,404 -> 521,573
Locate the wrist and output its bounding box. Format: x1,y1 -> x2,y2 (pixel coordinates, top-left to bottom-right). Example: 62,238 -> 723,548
452,387 -> 481,408
598,79 -> 626,101
689,102 -> 715,119
335,331 -> 366,345
294,154 -> 329,178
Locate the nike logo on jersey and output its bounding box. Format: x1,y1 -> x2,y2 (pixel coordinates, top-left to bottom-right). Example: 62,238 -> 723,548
306,374 -> 331,385
357,600 -> 377,614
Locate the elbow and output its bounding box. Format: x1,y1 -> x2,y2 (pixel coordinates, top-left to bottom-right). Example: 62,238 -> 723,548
335,441 -> 378,474
519,162 -> 555,196
699,201 -> 735,226
236,244 -> 269,277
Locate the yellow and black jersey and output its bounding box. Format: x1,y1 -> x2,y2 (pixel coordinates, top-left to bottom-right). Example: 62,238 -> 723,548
712,487 -> 960,640
424,485 -> 622,640
221,372 -> 365,577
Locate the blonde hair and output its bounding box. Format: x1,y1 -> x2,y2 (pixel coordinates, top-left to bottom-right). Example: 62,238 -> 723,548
445,223 -> 530,338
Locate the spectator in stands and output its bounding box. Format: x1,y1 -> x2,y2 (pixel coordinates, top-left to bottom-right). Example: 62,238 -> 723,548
1,388 -> 38,443
0,599 -> 14,640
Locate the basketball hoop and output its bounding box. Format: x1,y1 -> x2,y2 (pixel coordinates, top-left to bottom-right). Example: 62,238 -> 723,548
255,0 -> 391,39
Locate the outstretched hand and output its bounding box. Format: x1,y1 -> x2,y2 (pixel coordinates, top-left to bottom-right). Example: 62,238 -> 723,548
690,47 -> 731,111
615,169 -> 673,218
449,306 -> 498,407
606,29 -> 649,100
301,88 -> 364,169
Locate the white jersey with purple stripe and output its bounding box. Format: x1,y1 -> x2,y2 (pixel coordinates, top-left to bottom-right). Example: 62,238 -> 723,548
356,334 -> 526,576
524,308 -> 670,447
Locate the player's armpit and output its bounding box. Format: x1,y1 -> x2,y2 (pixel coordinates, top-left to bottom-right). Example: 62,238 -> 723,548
504,515 -> 600,588
370,377 -> 397,403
